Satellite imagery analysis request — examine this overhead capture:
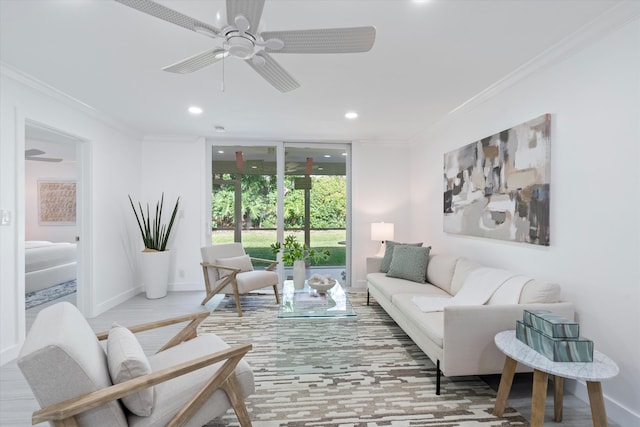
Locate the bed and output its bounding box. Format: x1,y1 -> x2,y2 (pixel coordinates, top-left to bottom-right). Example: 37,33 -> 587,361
25,241 -> 77,294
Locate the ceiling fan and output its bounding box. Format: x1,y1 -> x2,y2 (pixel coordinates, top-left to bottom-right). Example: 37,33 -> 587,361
25,149 -> 63,163
115,0 -> 376,92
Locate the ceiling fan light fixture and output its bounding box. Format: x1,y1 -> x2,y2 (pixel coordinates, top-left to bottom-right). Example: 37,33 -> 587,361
228,35 -> 255,59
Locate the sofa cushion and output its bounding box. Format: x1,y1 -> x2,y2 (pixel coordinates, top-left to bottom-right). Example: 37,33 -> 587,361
368,272 -> 450,302
386,245 -> 431,283
380,241 -> 423,273
107,325 -> 155,416
215,255 -> 253,279
519,279 -> 561,303
426,254 -> 459,294
450,258 -> 483,295
392,294 -> 445,347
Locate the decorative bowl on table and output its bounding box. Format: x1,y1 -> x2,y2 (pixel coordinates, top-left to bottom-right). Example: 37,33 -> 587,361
307,275 -> 337,293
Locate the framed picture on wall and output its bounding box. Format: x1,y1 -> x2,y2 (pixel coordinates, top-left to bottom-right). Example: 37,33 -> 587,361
38,180 -> 76,225
443,114 -> 551,246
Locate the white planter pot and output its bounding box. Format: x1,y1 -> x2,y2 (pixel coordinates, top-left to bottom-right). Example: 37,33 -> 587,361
140,250 -> 171,299
293,260 -> 306,289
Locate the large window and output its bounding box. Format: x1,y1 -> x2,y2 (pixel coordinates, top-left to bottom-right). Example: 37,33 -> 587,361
209,143 -> 350,283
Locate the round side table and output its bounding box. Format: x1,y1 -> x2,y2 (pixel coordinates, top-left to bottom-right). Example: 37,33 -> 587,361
492,330 -> 618,427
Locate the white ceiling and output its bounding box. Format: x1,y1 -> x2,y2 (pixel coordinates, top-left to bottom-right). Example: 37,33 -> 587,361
0,0 -> 622,143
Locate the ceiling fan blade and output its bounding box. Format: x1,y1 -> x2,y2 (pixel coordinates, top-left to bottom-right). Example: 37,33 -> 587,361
162,48 -> 227,73
115,0 -> 222,38
245,52 -> 300,93
26,156 -> 63,163
262,27 -> 376,54
25,149 -> 45,157
226,0 -> 265,32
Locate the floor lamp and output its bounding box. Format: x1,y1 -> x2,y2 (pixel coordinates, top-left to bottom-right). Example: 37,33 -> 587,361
371,222 -> 394,257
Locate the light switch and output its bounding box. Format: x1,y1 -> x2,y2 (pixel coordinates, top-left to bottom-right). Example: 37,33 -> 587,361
1,210 -> 11,226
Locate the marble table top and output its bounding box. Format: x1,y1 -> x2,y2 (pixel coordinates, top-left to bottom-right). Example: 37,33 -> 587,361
495,330 -> 619,381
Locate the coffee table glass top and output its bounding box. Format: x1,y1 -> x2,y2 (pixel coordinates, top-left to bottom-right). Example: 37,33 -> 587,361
278,279 -> 356,318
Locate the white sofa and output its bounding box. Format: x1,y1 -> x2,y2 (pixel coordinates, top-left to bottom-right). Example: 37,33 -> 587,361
366,252 -> 575,395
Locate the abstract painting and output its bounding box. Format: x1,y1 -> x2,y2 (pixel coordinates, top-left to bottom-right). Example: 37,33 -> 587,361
38,180 -> 76,225
443,114 -> 550,246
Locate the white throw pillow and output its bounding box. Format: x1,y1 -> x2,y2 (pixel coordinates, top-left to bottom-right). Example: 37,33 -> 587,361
107,325 -> 154,416
215,254 -> 254,278
519,279 -> 561,303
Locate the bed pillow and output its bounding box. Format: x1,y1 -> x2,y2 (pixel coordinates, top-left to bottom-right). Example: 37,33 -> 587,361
380,241 -> 423,273
107,325 -> 154,416
386,245 -> 432,283
215,254 -> 254,278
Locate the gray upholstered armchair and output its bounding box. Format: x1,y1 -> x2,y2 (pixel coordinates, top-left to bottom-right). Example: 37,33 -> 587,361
200,243 -> 280,316
18,302 -> 254,426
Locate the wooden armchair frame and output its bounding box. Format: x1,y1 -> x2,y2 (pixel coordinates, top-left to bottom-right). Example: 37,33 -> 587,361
200,257 -> 280,317
32,312 -> 253,427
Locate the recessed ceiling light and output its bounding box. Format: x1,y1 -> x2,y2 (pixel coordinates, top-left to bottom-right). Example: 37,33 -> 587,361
342,152 -> 348,156
324,154 -> 331,158
345,111 -> 358,119
188,106 -> 203,115
217,150 -> 224,154
214,125 -> 226,133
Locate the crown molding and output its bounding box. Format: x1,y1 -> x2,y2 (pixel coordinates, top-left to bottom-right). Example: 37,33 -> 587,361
142,134 -> 203,144
434,1 -> 640,130
1,62 -> 142,140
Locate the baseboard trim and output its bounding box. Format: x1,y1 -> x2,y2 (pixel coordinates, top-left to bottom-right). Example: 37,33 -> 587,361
0,344 -> 20,367
566,378 -> 639,426
92,286 -> 142,318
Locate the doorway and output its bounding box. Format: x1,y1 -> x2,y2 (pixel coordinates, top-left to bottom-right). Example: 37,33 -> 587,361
208,142 -> 351,285
22,120 -> 88,323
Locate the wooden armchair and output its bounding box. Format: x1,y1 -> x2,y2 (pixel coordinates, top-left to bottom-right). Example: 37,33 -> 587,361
18,302 -> 254,427
201,243 -> 280,316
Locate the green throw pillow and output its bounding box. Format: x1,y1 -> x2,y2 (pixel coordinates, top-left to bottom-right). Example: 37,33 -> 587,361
386,245 -> 432,283
380,241 -> 423,273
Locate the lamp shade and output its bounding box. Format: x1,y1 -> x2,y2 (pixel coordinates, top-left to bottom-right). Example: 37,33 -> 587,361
371,222 -> 394,241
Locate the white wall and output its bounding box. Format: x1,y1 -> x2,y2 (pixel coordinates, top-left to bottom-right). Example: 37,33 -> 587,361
409,18 -> 640,425
0,70 -> 143,364
351,140 -> 412,288
138,136 -> 207,291
25,142 -> 77,243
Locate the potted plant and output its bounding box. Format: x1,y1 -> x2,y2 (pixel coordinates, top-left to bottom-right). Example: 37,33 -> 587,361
270,235 -> 330,288
129,193 -> 180,298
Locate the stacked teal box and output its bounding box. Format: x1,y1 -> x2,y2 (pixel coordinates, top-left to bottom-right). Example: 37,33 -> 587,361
516,310 -> 593,362
523,309 -> 579,338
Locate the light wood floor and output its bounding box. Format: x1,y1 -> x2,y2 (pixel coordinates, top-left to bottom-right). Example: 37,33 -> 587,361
1,291 -> 618,426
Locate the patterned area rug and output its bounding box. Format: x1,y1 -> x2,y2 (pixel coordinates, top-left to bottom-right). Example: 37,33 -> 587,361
199,293 -> 527,426
25,280 -> 76,309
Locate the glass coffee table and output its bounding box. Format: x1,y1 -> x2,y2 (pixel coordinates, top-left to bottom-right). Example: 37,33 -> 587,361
276,279 -> 358,373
